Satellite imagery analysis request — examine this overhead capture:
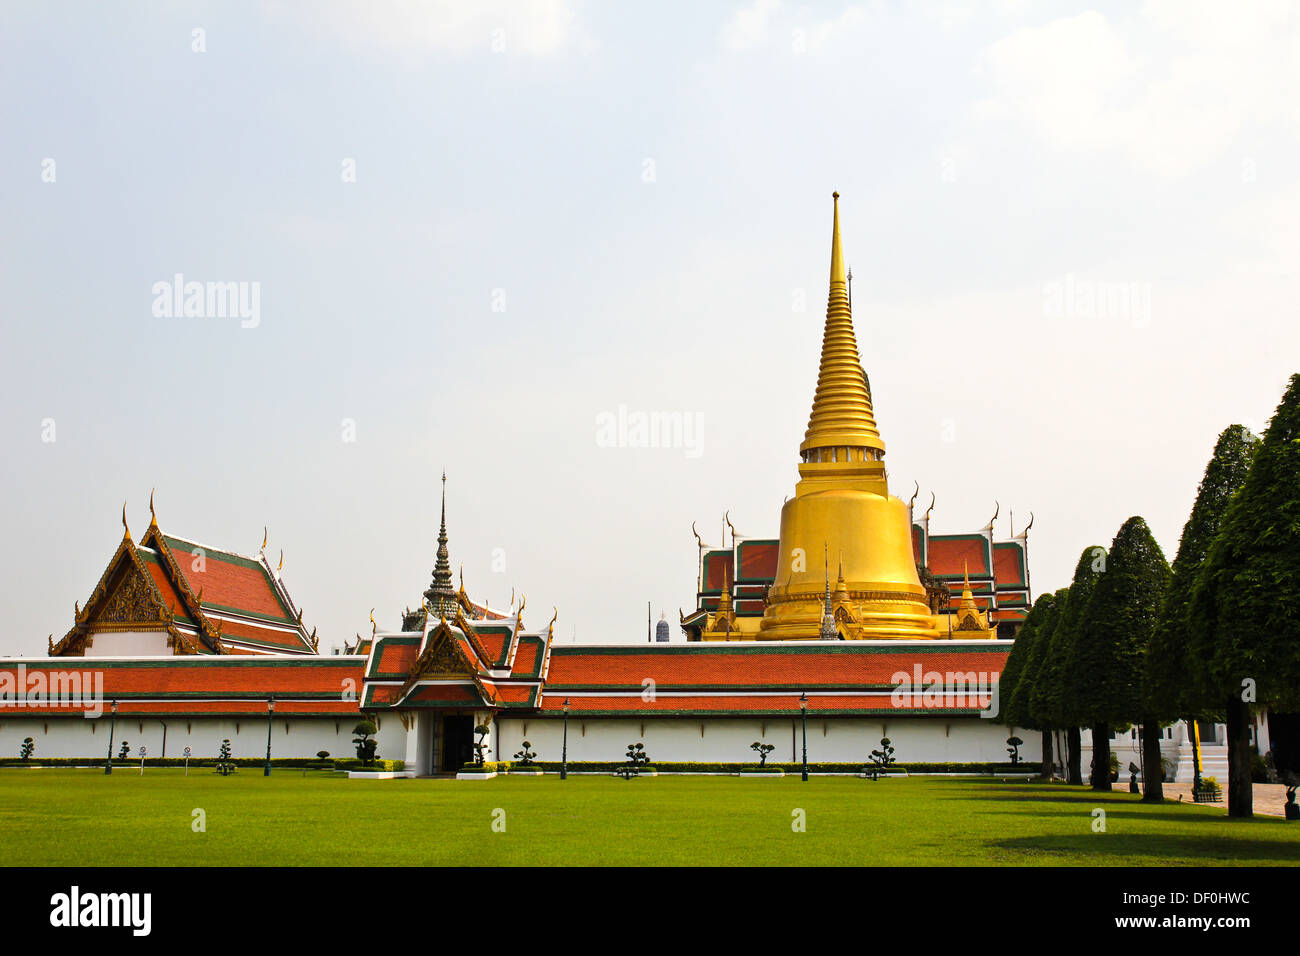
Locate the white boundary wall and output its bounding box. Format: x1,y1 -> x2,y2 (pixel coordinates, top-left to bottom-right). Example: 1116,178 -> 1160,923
0,715 -> 407,763
494,715 -> 1038,765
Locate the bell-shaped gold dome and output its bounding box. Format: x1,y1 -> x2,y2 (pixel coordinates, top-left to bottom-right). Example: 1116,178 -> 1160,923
759,194 -> 939,641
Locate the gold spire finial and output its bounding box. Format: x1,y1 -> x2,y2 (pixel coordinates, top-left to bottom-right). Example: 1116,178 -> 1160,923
370,608 -> 376,638
800,192 -> 884,459
261,526 -> 268,552
277,549 -> 283,572
830,191 -> 844,286
148,489 -> 157,527
121,501 -> 130,538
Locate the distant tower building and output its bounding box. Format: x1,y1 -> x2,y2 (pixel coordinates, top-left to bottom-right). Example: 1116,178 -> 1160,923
655,612 -> 671,643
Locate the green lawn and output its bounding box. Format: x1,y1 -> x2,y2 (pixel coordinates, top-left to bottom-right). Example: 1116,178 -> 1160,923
1,769 -> 1297,866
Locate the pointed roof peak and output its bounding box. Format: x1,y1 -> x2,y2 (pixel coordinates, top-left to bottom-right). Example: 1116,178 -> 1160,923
830,191 -> 845,287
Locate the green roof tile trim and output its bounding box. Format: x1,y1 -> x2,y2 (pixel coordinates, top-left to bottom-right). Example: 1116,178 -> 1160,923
541,682 -> 963,692
470,624 -> 514,667
992,541 -> 1027,588
0,657 -> 363,670
509,636 -> 545,678
547,642 -> 1009,658
529,707 -> 989,718
364,635 -> 422,679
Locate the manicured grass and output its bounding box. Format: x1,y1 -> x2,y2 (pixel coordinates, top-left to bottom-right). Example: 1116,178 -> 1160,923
1,769 -> 1297,866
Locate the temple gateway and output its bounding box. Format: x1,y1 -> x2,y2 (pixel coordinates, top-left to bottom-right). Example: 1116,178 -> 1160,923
0,195 -> 1248,777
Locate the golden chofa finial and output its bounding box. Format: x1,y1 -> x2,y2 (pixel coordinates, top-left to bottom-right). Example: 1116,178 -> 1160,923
924,492 -> 936,524
148,488 -> 157,527
278,549 -> 284,572
987,501 -> 1000,533
121,501 -> 130,538
261,526 -> 268,552
908,481 -> 919,513
369,607 -> 376,637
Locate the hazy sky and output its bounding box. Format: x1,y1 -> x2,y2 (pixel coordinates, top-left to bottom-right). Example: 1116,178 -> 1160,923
3,1 -> 1298,655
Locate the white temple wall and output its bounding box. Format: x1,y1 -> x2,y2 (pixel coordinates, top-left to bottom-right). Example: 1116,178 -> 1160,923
495,715 -> 1040,765
0,715 -> 406,762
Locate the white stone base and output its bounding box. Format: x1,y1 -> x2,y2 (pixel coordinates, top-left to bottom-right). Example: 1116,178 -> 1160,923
455,771 -> 498,780
740,770 -> 785,777
347,770 -> 415,779
509,769 -> 544,775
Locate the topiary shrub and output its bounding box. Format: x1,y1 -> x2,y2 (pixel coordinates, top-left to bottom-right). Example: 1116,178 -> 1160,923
864,737 -> 896,780
214,739 -> 236,776
352,721 -> 379,766
617,742 -> 650,779
19,738 -> 34,762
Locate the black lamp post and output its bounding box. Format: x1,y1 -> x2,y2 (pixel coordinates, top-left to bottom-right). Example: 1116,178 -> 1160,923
105,699 -> 118,775
561,697 -> 570,781
800,692 -> 809,782
264,697 -> 275,776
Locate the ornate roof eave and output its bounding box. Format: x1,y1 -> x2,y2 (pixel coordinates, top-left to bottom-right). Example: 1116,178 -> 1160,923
141,523 -> 223,652
52,519 -> 208,656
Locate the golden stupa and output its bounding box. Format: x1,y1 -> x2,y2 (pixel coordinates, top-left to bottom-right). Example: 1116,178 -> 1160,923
756,193 -> 942,640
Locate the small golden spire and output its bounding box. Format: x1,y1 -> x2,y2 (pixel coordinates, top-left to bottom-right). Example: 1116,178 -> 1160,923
148,489 -> 157,527
277,549 -> 284,572
121,501 -> 130,539
370,607 -> 376,637
261,526 -> 268,552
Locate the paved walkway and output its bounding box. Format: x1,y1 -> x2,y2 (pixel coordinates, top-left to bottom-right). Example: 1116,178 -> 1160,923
1161,781 -> 1292,817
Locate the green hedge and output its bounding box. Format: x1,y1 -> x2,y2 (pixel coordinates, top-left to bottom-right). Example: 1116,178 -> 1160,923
0,757 -> 405,772
336,759 -> 405,772
458,761 -> 511,773
0,757 -> 338,769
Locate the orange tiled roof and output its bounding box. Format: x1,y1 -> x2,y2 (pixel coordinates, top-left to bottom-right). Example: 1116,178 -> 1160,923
0,659 -> 364,717
537,692 -> 989,715
543,645 -> 1007,690
927,536 -> 990,577
160,535 -> 293,623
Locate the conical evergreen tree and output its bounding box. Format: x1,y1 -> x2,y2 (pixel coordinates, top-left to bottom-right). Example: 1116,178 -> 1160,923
1148,425 -> 1258,719
1001,592 -> 1058,775
1069,517 -> 1171,793
1001,592 -> 1056,728
1034,548 -> 1106,784
1190,374 -> 1300,818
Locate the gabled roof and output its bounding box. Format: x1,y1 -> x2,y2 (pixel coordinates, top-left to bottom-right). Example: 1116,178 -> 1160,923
52,529 -> 213,656
141,525 -> 316,655
361,606 -> 552,711
52,509 -> 319,658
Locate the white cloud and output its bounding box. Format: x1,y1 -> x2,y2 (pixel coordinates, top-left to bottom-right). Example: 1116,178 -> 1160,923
970,4 -> 1300,176
719,1 -> 877,56
722,0 -> 783,52
303,0 -> 593,60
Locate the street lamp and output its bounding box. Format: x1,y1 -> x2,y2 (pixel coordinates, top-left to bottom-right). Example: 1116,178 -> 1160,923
264,698 -> 275,777
105,700 -> 118,775
800,692 -> 809,782
561,698 -> 570,781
